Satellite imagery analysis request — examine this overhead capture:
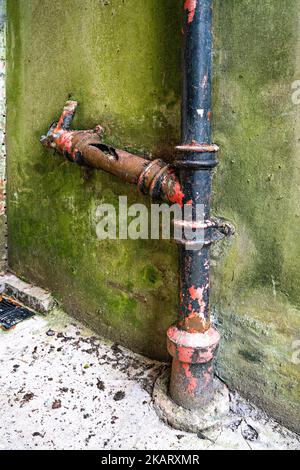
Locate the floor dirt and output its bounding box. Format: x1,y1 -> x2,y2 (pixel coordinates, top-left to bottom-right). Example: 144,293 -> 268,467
0,309 -> 299,450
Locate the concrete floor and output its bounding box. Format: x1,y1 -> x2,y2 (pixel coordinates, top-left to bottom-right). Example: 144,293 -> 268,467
0,309 -> 299,450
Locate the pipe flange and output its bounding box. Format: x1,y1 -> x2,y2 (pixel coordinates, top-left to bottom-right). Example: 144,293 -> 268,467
137,159 -> 166,198
176,143 -> 219,153
173,159 -> 219,170
173,217 -> 235,247
149,164 -> 172,201
167,325 -> 220,365
174,143 -> 219,169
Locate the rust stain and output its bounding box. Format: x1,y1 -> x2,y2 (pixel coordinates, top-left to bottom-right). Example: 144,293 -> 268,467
182,314 -> 207,333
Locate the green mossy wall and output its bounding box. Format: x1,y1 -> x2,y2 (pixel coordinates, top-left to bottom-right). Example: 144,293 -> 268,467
6,0 -> 300,432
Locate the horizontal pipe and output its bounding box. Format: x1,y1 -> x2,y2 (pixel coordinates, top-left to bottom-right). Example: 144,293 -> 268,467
41,101 -> 183,205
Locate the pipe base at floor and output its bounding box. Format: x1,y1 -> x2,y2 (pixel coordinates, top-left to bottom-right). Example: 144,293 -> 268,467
153,369 -> 229,433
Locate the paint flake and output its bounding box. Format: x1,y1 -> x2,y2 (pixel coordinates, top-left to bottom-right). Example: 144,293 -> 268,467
184,0 -> 197,24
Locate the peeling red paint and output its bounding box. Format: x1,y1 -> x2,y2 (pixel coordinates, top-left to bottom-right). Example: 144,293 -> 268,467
184,0 -> 197,24
182,363 -> 197,396
166,180 -> 185,207
49,101 -> 78,159
189,285 -> 205,312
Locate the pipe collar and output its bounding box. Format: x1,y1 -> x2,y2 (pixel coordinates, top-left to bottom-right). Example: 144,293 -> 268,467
167,324 -> 220,365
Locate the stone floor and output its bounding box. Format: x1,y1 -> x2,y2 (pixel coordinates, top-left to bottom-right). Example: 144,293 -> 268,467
0,309 -> 299,450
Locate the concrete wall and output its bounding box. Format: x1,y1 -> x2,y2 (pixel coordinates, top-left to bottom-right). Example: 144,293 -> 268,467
6,0 -> 300,432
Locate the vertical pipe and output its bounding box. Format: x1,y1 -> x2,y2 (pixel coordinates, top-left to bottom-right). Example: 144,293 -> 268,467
179,0 -> 216,334
167,0 -> 221,410
182,0 -> 212,146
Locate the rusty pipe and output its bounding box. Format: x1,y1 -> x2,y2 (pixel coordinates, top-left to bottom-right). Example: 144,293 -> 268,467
41,101 -> 183,205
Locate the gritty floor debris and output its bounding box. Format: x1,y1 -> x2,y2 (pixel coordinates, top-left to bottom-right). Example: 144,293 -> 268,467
0,309 -> 299,450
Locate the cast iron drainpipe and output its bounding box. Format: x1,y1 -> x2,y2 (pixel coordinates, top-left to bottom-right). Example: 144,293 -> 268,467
41,0 -> 234,412
168,0 -> 226,409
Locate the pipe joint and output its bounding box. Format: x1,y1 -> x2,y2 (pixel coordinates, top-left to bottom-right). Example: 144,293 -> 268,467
137,159 -> 172,201
167,324 -> 221,409
176,143 -> 219,153
174,145 -> 219,170
173,216 -> 235,247
167,324 -> 220,365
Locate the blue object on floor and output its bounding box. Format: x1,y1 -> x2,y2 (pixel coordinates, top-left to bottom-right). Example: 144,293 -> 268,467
0,296 -> 34,329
